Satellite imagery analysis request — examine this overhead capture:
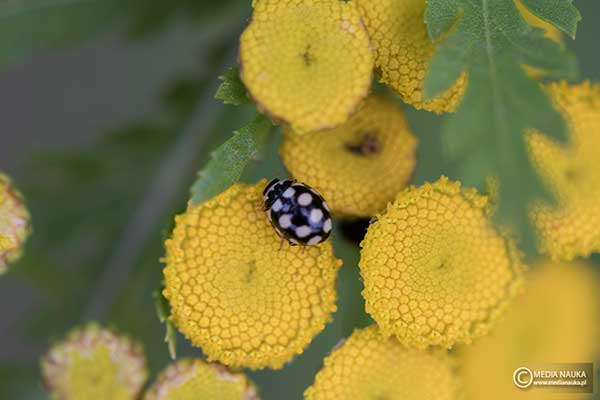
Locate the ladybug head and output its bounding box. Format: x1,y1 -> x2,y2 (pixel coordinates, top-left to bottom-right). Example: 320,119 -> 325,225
263,179 -> 291,210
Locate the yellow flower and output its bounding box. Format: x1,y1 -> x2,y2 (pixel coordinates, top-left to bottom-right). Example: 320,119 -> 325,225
40,323 -> 148,400
280,95 -> 417,217
163,181 -> 342,369
354,0 -> 466,113
240,0 -> 373,133
304,325 -> 460,400
528,82 -> 600,260
458,260 -> 600,400
0,173 -> 31,273
359,177 -> 526,349
354,0 -> 560,113
144,359 -> 259,400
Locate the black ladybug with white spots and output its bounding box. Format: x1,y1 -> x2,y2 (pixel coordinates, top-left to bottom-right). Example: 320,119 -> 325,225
263,179 -> 332,246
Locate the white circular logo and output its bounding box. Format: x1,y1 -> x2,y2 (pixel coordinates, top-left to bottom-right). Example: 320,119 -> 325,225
513,367 -> 534,389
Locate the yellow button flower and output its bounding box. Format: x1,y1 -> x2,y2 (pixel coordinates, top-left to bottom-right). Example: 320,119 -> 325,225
144,359 -> 259,400
528,82 -> 600,260
280,94 -> 417,217
458,260 -> 600,400
0,173 -> 31,274
304,325 -> 460,400
240,0 -> 373,133
359,177 -> 526,349
40,323 -> 148,400
354,0 -> 466,113
163,181 -> 342,369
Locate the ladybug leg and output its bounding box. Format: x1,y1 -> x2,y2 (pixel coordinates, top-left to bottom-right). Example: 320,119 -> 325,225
279,237 -> 285,251
300,246 -> 306,254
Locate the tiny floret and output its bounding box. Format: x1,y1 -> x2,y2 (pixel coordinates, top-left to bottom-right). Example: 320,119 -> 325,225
144,358 -> 260,400
304,325 -> 460,400
528,81 -> 600,260
240,0 -> 374,133
359,177 -> 526,349
355,0 -> 466,113
40,323 -> 148,400
281,95 -> 417,217
0,172 -> 31,273
163,181 -> 342,369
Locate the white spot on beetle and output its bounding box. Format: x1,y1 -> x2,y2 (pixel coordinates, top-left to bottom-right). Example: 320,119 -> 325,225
279,214 -> 292,228
323,218 -> 332,233
283,187 -> 295,198
310,208 -> 323,223
297,192 -> 313,206
272,199 -> 283,212
307,235 -> 322,245
296,225 -> 312,238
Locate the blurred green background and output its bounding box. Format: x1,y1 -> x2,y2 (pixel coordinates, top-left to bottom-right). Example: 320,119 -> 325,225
0,1 -> 599,399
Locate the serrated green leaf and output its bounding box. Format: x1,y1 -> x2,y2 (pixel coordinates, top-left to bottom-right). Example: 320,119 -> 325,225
519,0 -> 581,39
214,67 -> 250,106
189,114 -> 273,205
424,0 -> 581,253
424,0 -> 459,41
425,0 -> 578,100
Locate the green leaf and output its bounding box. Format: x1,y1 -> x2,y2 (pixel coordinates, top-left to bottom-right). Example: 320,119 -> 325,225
214,67 -> 250,106
519,0 -> 581,39
0,0 -> 121,69
189,114 -> 273,205
424,0 -> 581,253
424,0 -> 459,41
153,288 -> 177,359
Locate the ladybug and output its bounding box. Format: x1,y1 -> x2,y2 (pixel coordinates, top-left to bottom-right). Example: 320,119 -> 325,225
263,179 -> 332,246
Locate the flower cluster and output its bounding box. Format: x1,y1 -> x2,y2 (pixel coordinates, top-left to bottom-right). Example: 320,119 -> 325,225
528,82 -> 600,260
280,94 -> 417,217
163,181 -> 342,369
34,2 -> 598,400
359,177 -> 526,349
0,172 -> 31,273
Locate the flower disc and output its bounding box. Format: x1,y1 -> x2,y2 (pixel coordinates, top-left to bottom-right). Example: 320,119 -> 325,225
355,0 -> 466,113
304,326 -> 459,400
40,323 -> 148,400
144,359 -> 259,400
359,177 -> 525,349
458,260 -> 600,400
240,0 -> 374,133
280,95 -> 417,217
163,181 -> 342,369
528,82 -> 600,260
0,173 -> 31,273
